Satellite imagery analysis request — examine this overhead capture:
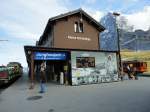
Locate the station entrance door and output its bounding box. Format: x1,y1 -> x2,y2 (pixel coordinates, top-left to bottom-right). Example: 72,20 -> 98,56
34,51 -> 71,85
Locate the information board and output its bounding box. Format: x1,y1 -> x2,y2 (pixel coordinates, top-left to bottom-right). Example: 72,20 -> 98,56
34,52 -> 66,60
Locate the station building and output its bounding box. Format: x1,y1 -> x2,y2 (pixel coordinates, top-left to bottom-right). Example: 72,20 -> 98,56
24,9 -> 119,85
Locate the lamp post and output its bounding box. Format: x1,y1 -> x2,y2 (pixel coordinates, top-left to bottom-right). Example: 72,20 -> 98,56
113,12 -> 122,74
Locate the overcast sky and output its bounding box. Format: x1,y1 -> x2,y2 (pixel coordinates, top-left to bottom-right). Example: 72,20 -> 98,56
0,0 -> 150,67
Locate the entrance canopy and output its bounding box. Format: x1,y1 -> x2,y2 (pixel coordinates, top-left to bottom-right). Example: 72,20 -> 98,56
24,46 -> 119,66
25,46 -> 117,63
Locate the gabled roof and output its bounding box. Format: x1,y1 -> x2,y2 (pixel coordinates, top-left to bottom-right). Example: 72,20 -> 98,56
49,8 -> 104,29
38,8 -> 105,45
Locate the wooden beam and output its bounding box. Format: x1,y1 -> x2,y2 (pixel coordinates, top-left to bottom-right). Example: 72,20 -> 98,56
29,52 -> 34,89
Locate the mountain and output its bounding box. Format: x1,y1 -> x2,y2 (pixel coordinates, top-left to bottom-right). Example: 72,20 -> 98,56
120,29 -> 150,51
99,13 -> 118,51
99,13 -> 150,51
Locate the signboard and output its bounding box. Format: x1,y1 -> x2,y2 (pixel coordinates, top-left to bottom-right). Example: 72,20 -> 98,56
34,52 -> 67,60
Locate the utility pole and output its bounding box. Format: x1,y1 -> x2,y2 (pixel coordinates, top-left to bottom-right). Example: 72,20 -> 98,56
113,12 -> 121,74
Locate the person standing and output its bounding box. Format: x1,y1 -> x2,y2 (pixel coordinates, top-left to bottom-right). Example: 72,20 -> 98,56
133,66 -> 138,80
39,61 -> 46,93
127,65 -> 131,80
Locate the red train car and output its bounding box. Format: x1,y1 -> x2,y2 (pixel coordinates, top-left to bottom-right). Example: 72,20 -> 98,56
122,60 -> 147,73
0,62 -> 23,85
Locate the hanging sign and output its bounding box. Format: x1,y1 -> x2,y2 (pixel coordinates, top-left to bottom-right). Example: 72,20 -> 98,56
34,52 -> 66,60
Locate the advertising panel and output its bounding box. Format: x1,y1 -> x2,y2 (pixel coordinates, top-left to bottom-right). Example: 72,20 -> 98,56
71,51 -> 118,85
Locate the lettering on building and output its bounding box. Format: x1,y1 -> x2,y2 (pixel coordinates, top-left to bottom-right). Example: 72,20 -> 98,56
67,36 -> 91,41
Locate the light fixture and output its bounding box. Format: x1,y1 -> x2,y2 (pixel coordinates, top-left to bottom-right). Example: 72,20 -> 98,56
28,51 -> 31,55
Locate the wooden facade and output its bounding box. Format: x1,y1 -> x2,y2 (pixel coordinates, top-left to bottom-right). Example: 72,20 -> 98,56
37,9 -> 105,50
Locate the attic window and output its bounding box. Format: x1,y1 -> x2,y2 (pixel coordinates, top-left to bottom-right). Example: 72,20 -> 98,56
74,22 -> 78,32
79,23 -> 83,32
74,22 -> 83,33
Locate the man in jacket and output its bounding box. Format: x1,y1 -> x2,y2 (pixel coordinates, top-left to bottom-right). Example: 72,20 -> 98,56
39,61 -> 47,93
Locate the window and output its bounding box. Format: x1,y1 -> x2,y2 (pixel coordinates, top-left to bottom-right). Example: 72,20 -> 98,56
74,22 -> 78,32
76,57 -> 95,68
79,23 -> 83,32
74,22 -> 83,33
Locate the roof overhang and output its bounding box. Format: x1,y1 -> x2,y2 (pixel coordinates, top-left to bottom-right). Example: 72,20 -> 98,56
24,45 -> 118,65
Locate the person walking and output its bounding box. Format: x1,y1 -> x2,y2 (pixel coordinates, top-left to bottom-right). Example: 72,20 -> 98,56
39,61 -> 46,93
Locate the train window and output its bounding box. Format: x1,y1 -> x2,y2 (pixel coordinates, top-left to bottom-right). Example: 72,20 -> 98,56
143,63 -> 146,67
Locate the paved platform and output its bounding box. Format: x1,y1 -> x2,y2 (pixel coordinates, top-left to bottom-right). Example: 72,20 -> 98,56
0,74 -> 150,112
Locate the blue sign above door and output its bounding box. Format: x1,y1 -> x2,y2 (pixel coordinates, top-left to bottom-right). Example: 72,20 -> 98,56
34,52 -> 67,60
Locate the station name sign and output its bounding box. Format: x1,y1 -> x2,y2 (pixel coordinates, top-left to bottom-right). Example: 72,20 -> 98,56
34,52 -> 66,60
67,35 -> 91,41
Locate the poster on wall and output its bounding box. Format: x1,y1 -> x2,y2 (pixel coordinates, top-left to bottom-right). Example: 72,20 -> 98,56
71,51 -> 118,85
76,57 -> 95,68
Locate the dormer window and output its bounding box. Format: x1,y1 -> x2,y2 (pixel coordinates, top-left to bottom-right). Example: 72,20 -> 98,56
74,22 -> 83,33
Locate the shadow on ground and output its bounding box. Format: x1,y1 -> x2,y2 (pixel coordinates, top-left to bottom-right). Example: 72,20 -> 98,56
27,95 -> 43,101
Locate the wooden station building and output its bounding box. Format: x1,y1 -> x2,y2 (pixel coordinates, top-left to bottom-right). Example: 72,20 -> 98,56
24,9 -> 119,86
